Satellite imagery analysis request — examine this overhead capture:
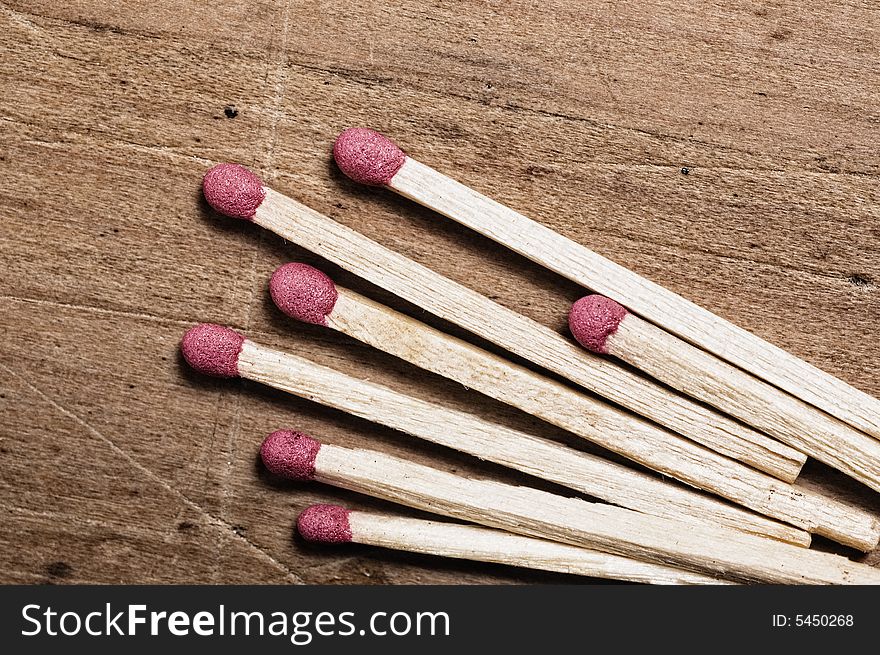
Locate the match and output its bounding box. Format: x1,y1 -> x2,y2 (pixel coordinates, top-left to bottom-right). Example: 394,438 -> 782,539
570,295 -> 880,492
180,323 -> 880,550
296,504 -> 733,585
331,127 -> 880,444
270,262 -> 799,482
262,430 -> 880,584
201,163 -> 807,483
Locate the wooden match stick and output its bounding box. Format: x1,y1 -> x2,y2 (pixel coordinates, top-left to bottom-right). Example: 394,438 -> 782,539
261,431 -> 880,584
570,295 -> 880,492
296,504 -> 734,585
200,163 -> 807,483
330,127 -> 880,444
180,324 -> 880,551
269,262 -> 800,482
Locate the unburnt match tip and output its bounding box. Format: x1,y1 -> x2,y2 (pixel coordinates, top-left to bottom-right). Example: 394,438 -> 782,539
202,163 -> 266,220
260,430 -> 322,481
297,504 -> 353,543
180,323 -> 245,377
270,263 -> 339,326
569,295 -> 628,354
332,127 -> 406,186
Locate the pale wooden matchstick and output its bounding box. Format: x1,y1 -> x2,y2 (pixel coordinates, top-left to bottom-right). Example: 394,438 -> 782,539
570,294 -> 880,492
296,504 -> 734,585
261,431 -> 880,584
330,127 -> 880,444
180,324 -> 880,551
200,163 -> 807,484
269,262 -> 800,483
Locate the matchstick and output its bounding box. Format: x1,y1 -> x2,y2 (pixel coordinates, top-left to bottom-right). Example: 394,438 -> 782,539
570,295 -> 880,492
261,430 -> 880,584
200,163 -> 807,483
180,324 -> 880,551
331,127 -> 880,444
269,262 -> 800,482
296,504 -> 733,585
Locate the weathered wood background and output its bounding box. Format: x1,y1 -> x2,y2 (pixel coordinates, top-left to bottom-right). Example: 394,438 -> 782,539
1,1 -> 878,584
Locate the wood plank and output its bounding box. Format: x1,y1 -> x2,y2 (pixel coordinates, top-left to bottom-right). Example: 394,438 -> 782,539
0,0 -> 877,583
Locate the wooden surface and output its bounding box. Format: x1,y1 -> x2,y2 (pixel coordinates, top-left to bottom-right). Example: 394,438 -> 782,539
0,1 -> 878,584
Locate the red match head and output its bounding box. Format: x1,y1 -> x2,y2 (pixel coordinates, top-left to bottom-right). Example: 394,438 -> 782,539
569,295 -> 628,354
202,163 -> 266,220
180,323 -> 245,377
297,504 -> 352,543
260,430 -> 322,480
269,263 -> 339,326
333,128 -> 406,186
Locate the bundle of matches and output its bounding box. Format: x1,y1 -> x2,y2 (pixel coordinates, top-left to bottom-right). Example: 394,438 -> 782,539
198,165 -> 880,544
259,430 -> 880,585
189,131 -> 880,584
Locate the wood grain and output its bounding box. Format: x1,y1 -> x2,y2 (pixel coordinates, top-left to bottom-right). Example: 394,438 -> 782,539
0,1 -> 878,583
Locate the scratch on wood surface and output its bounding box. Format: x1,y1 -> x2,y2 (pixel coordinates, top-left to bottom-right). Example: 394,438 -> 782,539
261,0 -> 294,178
0,3 -> 39,32
209,0 -> 293,583
0,296 -> 298,345
0,2 -> 162,41
0,116 -> 216,167
0,295 -> 195,328
0,362 -> 304,584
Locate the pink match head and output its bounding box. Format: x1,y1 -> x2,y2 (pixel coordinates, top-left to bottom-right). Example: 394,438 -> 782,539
260,430 -> 322,480
269,263 -> 339,326
180,323 -> 245,377
297,504 -> 352,543
569,295 -> 628,354
202,163 -> 266,220
333,128 -> 406,186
